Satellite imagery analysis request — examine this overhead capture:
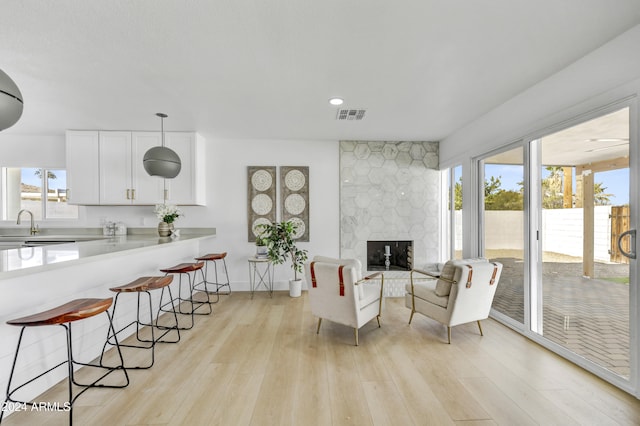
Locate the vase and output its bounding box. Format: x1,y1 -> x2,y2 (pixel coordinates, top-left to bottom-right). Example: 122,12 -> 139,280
158,222 -> 171,237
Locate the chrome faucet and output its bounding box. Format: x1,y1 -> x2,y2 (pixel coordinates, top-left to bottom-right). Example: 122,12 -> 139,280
17,209 -> 39,235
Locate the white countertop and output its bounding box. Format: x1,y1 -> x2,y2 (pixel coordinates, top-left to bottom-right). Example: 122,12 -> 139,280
0,231 -> 216,279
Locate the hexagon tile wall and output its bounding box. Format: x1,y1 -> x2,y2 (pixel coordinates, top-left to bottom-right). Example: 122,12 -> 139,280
339,141 -> 440,279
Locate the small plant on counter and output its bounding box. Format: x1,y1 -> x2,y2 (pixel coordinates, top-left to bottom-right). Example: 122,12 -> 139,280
154,204 -> 182,224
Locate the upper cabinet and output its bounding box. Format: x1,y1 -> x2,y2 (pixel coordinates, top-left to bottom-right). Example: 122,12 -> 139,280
66,131 -> 100,205
163,132 -> 206,205
66,130 -> 206,206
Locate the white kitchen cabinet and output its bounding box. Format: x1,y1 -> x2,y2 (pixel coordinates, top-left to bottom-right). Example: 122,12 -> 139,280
163,132 -> 206,205
65,130 -> 100,205
66,130 -> 205,206
99,131 -> 164,205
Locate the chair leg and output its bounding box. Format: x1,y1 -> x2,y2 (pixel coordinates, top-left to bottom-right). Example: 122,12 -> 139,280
408,310 -> 415,325
447,326 -> 451,344
316,318 -> 322,334
376,315 -> 381,328
354,328 -> 359,346
477,320 -> 484,336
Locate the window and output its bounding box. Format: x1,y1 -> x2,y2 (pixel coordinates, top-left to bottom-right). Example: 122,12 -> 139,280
444,165 -> 463,259
2,167 -> 78,220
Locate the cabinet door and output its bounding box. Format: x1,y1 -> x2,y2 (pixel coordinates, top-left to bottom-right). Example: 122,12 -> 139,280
131,132 -> 164,205
99,131 -> 132,204
66,131 -> 100,204
164,132 -> 206,205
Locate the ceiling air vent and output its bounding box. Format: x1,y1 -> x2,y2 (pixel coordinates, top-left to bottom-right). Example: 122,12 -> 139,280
336,109 -> 366,121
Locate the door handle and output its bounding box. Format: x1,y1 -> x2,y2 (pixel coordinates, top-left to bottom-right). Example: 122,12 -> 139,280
617,229 -> 636,259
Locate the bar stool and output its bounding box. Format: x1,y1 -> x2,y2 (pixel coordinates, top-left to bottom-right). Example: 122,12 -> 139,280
101,276 -> 180,370
1,298 -> 129,425
159,262 -> 210,330
194,252 -> 232,303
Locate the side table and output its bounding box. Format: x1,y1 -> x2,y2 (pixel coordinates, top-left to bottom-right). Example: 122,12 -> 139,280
248,257 -> 273,298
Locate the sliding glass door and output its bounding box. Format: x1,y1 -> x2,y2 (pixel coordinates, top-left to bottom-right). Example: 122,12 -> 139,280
535,107 -> 632,378
477,105 -> 635,386
481,147 -> 526,326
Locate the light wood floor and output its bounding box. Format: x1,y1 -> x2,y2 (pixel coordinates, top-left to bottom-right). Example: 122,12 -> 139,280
3,291 -> 640,425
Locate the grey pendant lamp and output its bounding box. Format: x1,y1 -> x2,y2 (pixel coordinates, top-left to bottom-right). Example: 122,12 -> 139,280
143,113 -> 181,178
0,68 -> 24,131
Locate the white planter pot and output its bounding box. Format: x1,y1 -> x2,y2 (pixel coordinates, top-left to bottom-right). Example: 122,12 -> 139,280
256,246 -> 268,258
289,279 -> 302,298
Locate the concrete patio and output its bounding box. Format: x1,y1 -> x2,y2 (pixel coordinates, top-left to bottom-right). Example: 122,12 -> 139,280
492,257 -> 630,377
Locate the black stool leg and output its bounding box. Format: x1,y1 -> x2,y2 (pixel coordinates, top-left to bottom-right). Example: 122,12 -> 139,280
192,267 -> 215,313
0,327 -> 26,423
159,275 -> 195,330
216,258 -> 232,295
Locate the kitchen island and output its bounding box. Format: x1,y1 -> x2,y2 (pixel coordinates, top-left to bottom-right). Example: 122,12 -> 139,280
0,229 -> 216,408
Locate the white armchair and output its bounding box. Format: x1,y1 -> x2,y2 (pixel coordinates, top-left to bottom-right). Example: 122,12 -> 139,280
406,258 -> 502,343
304,256 -> 384,346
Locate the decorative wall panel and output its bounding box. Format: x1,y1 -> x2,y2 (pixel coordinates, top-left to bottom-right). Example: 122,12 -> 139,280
247,166 -> 276,242
280,166 -> 309,242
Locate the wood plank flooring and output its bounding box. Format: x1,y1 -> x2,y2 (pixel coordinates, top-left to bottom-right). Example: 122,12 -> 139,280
2,291 -> 640,425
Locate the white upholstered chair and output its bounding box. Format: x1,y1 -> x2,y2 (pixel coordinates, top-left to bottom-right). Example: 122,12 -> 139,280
304,256 -> 384,346
406,258 -> 502,343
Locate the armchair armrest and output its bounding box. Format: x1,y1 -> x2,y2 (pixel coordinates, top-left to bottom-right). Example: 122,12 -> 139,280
363,271 -> 383,281
356,272 -> 384,314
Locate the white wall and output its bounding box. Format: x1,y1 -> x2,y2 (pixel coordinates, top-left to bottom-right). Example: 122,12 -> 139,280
484,207 -> 613,262
440,24 -> 640,166
198,136 -> 340,290
0,134 -> 340,291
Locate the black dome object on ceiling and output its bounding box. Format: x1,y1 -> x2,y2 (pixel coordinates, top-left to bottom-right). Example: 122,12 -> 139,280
0,68 -> 24,131
143,113 -> 181,179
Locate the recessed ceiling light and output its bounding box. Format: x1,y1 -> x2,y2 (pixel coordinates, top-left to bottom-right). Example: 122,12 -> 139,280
329,97 -> 344,106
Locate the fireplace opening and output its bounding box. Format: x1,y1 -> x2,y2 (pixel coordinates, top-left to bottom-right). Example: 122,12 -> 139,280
367,240 -> 413,271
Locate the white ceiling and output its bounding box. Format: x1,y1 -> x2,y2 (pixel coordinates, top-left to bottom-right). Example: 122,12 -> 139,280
2,1 -> 640,141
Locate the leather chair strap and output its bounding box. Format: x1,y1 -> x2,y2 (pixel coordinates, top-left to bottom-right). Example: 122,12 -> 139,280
338,265 -> 345,296
465,265 -> 474,288
310,261 -> 317,287
490,263 -> 499,285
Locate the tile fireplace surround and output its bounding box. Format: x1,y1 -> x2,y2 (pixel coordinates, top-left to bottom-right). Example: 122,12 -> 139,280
340,141 -> 440,295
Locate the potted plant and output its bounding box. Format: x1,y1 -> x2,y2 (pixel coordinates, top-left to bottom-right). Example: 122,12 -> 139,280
255,236 -> 268,258
154,204 -> 182,237
256,220 -> 308,297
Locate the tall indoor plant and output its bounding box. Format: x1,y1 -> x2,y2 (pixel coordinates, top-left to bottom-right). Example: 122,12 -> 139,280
256,220 -> 308,297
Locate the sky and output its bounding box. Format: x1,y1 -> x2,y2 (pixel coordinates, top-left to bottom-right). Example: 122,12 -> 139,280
485,164 -> 629,205
21,168 -> 68,190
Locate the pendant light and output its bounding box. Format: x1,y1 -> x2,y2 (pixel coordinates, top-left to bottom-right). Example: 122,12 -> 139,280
143,113 -> 181,178
0,68 -> 23,131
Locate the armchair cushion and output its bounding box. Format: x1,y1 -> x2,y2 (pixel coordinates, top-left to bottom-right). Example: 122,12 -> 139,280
360,282 -> 382,307
435,257 -> 489,297
434,262 -> 457,297
405,281 -> 448,308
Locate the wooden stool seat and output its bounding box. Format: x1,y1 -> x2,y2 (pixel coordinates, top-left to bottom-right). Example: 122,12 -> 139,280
195,252 -> 227,262
2,297 -> 128,424
109,276 -> 173,293
194,251 -> 231,298
159,261 -> 211,328
103,276 -> 180,369
160,262 -> 204,274
7,298 -> 113,327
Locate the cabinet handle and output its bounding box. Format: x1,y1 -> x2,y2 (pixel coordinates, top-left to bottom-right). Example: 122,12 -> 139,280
126,189 -> 130,200
132,189 -> 135,200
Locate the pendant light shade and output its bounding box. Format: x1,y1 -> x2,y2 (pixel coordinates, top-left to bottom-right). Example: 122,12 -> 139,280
0,68 -> 24,131
143,113 -> 181,178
